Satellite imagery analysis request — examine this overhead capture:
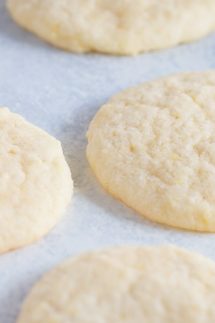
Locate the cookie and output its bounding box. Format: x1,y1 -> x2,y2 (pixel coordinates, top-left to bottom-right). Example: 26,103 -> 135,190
17,245 -> 215,322
87,71 -> 215,231
7,0 -> 215,55
0,108 -> 73,253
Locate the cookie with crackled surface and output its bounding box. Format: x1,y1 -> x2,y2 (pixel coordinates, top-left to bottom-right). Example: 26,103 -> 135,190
87,71 -> 215,231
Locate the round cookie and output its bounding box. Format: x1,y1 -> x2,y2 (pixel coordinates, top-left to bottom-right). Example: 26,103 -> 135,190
17,245 -> 215,323
7,0 -> 215,55
0,108 -> 73,253
87,71 -> 215,232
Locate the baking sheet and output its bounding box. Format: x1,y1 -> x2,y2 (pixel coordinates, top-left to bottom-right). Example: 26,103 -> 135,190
1,1 -> 215,322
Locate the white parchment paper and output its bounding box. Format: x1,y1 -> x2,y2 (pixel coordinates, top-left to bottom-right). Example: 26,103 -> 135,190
0,1 -> 215,322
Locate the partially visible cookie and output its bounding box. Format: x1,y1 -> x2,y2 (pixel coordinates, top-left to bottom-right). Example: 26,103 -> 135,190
87,71 -> 215,231
7,0 -> 215,55
17,245 -> 215,323
0,108 -> 73,253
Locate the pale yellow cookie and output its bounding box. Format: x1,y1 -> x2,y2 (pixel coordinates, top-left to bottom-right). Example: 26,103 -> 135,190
87,71 -> 215,231
7,0 -> 215,55
0,108 -> 73,253
17,245 -> 215,323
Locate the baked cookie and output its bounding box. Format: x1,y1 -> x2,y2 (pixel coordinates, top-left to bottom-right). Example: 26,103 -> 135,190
7,0 -> 215,55
87,71 -> 215,231
17,245 -> 215,323
0,108 -> 73,253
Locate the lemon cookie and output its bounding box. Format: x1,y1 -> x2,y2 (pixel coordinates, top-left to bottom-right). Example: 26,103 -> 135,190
17,245 -> 215,322
0,108 -> 73,253
87,71 -> 215,231
7,0 -> 215,55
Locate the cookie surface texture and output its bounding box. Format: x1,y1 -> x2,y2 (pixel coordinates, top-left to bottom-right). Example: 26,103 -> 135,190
7,0 -> 215,55
87,71 -> 215,231
17,245 -> 215,323
0,108 -> 73,253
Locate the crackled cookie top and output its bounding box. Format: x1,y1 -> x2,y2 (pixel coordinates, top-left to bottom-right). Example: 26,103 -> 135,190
87,72 -> 215,231
18,246 -> 215,322
0,108 -> 73,253
7,0 -> 215,55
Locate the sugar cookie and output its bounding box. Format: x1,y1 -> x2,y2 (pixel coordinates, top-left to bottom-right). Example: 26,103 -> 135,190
0,108 -> 73,253
87,71 -> 215,231
17,246 -> 215,322
7,0 -> 215,55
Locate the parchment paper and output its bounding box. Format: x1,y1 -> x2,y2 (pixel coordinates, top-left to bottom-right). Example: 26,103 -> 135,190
0,2 -> 215,322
